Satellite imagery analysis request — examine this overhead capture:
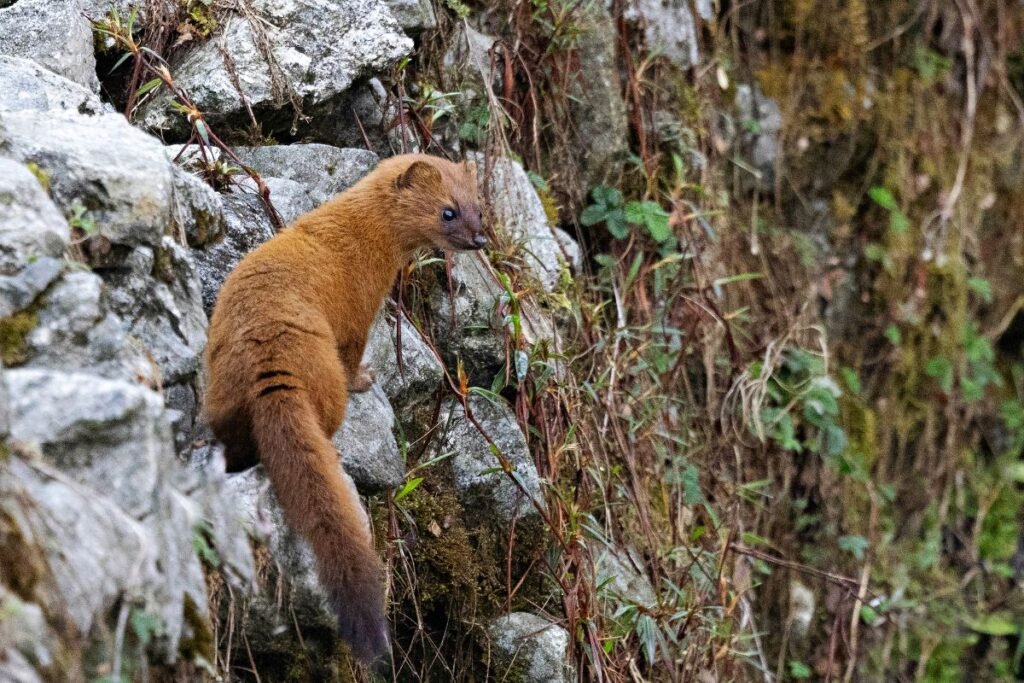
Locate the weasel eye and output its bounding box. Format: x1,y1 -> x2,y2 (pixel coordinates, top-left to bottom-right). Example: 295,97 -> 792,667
441,207 -> 458,222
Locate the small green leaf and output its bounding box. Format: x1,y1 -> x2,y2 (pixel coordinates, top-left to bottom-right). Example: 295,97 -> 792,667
840,367 -> 861,394
135,77 -> 162,98
925,357 -> 954,393
864,242 -> 887,262
789,661 -> 813,679
889,210 -> 910,234
868,186 -> 898,211
968,277 -> 993,303
713,272 -> 764,287
884,324 -> 902,346
580,204 -> 607,226
965,614 -> 1019,636
860,604 -> 880,625
394,476 -> 424,502
838,534 -> 869,560
195,119 -> 211,146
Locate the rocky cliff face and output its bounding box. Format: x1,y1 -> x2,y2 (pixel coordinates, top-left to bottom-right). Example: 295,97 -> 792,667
0,0 -> 605,679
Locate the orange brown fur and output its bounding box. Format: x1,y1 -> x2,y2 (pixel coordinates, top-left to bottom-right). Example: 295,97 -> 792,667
203,154 -> 483,662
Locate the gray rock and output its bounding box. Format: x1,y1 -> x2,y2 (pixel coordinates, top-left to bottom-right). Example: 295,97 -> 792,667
735,84 -> 782,188
624,0 -> 709,70
170,165 -> 226,248
232,145 -> 378,206
2,368 -> 252,659
488,613 -> 574,683
437,395 -> 542,523
0,586 -> 54,683
102,238 -> 208,384
0,647 -> 43,683
333,383 -> 405,491
384,0 -> 435,33
0,0 -> 99,91
0,257 -> 63,319
430,252 -> 558,387
0,56 -> 103,115
443,25 -> 500,100
231,175 -> 315,225
552,227 -> 582,272
22,270 -> 157,385
6,368 -> 171,519
365,310 -> 444,442
223,463 -> 369,639
568,6 -> 629,196
165,381 -> 199,453
1,111 -> 175,252
595,547 -> 656,608
472,154 -> 570,291
191,193 -> 277,314
140,0 -> 412,134
0,158 -> 69,275
181,451 -> 256,586
1,453 -> 157,638
329,77 -> 408,154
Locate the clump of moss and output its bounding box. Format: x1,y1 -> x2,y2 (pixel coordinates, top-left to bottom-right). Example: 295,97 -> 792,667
24,162 -> 50,193
0,310 -> 39,366
178,594 -> 214,664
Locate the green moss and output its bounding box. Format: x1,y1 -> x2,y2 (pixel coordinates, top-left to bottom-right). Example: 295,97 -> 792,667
0,310 -> 39,367
24,162 -> 50,193
178,593 -> 215,664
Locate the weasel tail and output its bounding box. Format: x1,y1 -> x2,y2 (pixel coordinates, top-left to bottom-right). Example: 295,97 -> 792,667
250,386 -> 388,660
203,154 -> 486,663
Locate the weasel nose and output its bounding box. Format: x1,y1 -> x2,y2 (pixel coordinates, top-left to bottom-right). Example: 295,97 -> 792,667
472,234 -> 488,249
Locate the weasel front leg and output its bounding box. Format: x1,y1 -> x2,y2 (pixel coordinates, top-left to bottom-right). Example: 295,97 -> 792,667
339,333 -> 375,393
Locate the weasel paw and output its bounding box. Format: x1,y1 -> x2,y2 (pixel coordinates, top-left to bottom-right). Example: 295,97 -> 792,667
349,365 -> 376,393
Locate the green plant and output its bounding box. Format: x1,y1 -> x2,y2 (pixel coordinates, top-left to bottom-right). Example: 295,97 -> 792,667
581,186 -> 673,245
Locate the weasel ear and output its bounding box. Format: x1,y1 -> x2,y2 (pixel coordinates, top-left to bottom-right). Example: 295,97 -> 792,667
395,160 -> 441,191
462,159 -> 477,178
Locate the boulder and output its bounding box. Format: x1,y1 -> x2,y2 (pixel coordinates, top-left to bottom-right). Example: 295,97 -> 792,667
258,177 -> 315,225
191,193 -> 277,314
488,612 -> 574,683
4,367 -> 254,660
1,111 -> 175,252
384,0 -> 435,33
1,452 -> 158,638
436,395 -> 542,523
473,153 -> 571,292
140,0 -> 412,136
0,0 -> 99,91
595,547 -> 656,608
0,56 -> 103,115
18,270 -> 156,386
0,158 -> 69,276
6,369 -> 172,519
170,165 -> 227,248
0,257 -> 63,320
365,310 -> 444,443
101,238 -> 208,385
332,383 -> 405,491
625,0 -> 710,70
566,7 -> 629,197
430,252 -> 559,387
232,144 -> 378,206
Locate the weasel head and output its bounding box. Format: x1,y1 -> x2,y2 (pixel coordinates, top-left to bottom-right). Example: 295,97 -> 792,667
392,156 -> 486,252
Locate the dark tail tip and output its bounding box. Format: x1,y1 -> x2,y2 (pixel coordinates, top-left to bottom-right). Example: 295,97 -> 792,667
329,573 -> 390,664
